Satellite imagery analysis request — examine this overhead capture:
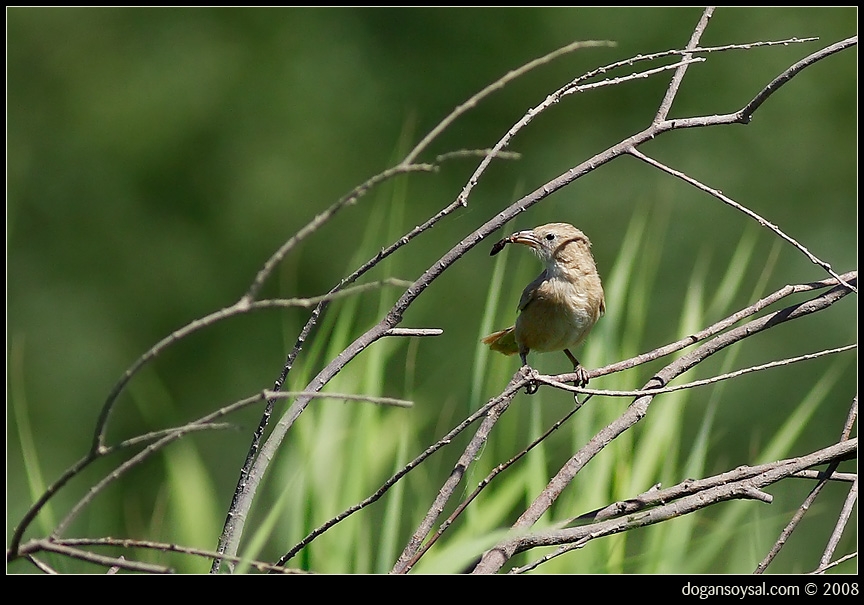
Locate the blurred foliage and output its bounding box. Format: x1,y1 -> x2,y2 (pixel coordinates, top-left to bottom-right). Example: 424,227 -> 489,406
7,7 -> 856,573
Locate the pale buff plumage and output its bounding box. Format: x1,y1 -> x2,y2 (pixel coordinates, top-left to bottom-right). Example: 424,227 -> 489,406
482,223 -> 605,386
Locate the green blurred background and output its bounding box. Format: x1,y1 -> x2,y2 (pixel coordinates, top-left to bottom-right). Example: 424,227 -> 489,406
7,7 -> 856,573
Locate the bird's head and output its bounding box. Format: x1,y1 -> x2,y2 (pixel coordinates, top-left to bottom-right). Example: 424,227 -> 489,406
491,223 -> 591,267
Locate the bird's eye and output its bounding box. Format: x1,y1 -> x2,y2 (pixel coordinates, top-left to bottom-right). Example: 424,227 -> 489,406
545,233 -> 555,241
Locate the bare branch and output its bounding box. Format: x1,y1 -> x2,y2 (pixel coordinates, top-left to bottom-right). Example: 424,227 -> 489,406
384,328 -> 444,338
51,393 -> 269,539
398,395 -> 592,573
435,149 -> 521,163
243,164 -> 436,303
89,278 -> 413,456
818,471 -> 858,570
17,537 -> 302,575
390,368 -> 531,573
574,445 -> 857,528
499,439 -> 856,573
654,6 -> 714,122
538,344 -> 856,398
266,390 -> 414,408
811,552 -> 859,575
558,271 -> 856,383
791,470 -> 857,483
740,36 -> 857,122
629,149 -> 856,292
755,397 -> 858,573
404,40 -> 617,164
20,539 -> 173,574
453,57 -> 705,213
25,555 -> 58,575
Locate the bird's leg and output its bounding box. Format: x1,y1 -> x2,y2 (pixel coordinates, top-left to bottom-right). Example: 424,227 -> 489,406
563,349 -> 589,388
520,349 -> 538,395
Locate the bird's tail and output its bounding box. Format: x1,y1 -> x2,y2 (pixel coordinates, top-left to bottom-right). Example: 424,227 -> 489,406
482,327 -> 519,355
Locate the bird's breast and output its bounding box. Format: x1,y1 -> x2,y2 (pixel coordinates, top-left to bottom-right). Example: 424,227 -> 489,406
514,274 -> 603,353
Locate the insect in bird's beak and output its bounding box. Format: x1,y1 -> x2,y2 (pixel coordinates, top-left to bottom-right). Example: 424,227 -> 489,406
490,235 -> 511,256
491,230 -> 545,255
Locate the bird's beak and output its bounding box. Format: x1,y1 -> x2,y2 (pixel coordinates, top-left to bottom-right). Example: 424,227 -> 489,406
489,229 -> 541,256
509,230 -> 542,250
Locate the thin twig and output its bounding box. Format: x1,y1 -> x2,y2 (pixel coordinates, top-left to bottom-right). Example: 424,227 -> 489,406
243,165 -> 435,303
629,148 -> 856,293
269,390 -> 414,408
573,448 -> 857,529
538,344 -> 856,398
811,552 -> 859,575
818,474 -> 858,569
51,391 -> 275,539
755,397 -> 858,573
25,555 -> 58,575
384,328 -> 443,338
739,36 -> 857,122
557,271 -> 856,384
22,539 -> 173,574
404,40 -> 617,164
48,388 -> 410,542
507,439 -> 856,573
90,279 -> 414,454
453,57 -> 705,211
654,6 -> 714,122
791,470 -> 857,483
819,396 -> 858,569
388,368 -> 531,572
435,149 -> 522,162
16,537 -> 302,574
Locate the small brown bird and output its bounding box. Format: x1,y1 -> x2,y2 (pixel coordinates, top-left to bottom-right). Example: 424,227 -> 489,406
482,222 -> 605,388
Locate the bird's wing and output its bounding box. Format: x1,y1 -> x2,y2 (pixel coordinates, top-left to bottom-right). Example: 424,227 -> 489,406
517,270 -> 548,312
